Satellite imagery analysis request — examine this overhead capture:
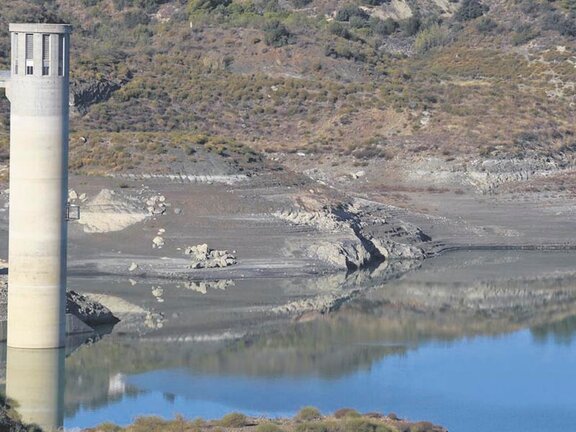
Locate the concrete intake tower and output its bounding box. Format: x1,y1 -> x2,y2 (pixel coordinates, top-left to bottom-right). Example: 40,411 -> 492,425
0,23 -> 72,349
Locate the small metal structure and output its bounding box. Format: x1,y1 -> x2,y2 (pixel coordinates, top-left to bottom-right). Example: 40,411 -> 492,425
66,203 -> 80,221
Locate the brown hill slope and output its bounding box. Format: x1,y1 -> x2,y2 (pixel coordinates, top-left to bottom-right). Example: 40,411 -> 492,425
0,0 -> 573,175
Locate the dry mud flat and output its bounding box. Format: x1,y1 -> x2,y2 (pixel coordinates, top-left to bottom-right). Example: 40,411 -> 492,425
0,156 -> 575,338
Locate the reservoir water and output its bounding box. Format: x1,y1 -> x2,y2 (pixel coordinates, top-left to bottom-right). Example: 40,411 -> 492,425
3,251 -> 576,431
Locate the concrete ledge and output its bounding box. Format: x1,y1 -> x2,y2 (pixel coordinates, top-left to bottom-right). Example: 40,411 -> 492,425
9,23 -> 72,34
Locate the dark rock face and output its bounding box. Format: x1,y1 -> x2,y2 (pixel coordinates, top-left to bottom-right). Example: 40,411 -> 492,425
70,74 -> 132,115
66,290 -> 119,326
0,400 -> 40,432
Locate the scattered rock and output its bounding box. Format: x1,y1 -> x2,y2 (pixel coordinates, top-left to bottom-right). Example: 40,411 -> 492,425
151,286 -> 164,302
179,280 -> 234,294
128,262 -> 138,272
152,236 -> 165,248
144,311 -> 164,329
185,244 -> 237,269
145,194 -> 170,216
174,207 -> 182,215
68,189 -> 78,201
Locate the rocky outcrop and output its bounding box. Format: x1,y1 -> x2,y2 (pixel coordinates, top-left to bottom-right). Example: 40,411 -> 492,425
70,74 -> 132,115
275,201 -> 428,271
0,403 -> 37,432
185,244 -> 237,269
66,290 -> 120,326
0,277 -> 119,332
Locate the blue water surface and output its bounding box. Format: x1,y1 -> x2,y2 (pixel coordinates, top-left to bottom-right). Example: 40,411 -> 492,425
66,329 -> 576,432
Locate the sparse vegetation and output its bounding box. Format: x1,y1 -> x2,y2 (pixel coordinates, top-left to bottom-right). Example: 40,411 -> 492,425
218,413 -> 248,428
0,0 -> 573,173
264,20 -> 293,47
84,411 -> 443,432
334,408 -> 361,419
455,0 -> 488,21
296,406 -> 322,422
414,24 -> 452,54
512,23 -> 539,45
256,423 -> 286,432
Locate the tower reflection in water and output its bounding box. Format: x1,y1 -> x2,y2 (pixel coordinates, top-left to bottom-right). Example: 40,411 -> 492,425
6,347 -> 65,431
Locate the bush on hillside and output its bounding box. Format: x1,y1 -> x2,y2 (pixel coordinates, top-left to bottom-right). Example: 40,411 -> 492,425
512,23 -> 539,45
560,0 -> 576,11
188,0 -> 232,12
350,15 -> 370,28
542,11 -> 576,36
218,413 -> 248,428
264,20 -> 294,47
476,16 -> 497,33
328,22 -> 353,39
335,5 -> 369,22
414,24 -> 452,53
114,0 -> 165,11
455,0 -> 488,21
400,16 -> 421,36
361,0 -> 390,5
291,0 -> 312,8
295,407 -> 322,422
370,17 -> 398,35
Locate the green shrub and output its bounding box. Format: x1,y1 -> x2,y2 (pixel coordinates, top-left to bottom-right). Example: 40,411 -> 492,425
350,15 -> 369,28
296,406 -> 322,422
91,423 -> 122,432
512,23 -> 539,45
409,421 -> 437,432
328,22 -> 353,39
295,422 -> 329,432
371,17 -> 398,36
560,0 -> 576,11
335,5 -> 369,22
264,20 -> 294,47
475,17 -> 497,33
542,11 -> 576,37
291,0 -> 312,7
400,16 -> 421,36
333,408 -> 361,419
256,423 -> 286,432
454,0 -> 488,21
218,413 -> 248,428
188,0 -> 232,13
414,24 -> 451,54
123,10 -> 150,28
342,418 -> 395,432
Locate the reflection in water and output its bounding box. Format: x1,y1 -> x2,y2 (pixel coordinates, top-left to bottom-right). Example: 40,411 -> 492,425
6,347 -> 65,431
531,315 -> 576,345
4,251 -> 576,432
